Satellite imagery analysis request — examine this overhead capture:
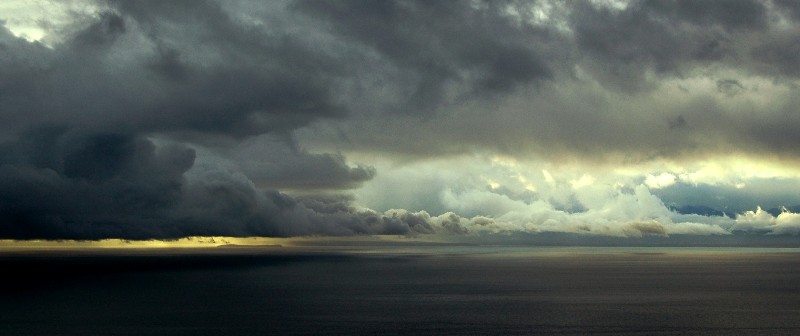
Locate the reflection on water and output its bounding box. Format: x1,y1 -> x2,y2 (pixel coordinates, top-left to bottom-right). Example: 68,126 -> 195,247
2,247 -> 799,335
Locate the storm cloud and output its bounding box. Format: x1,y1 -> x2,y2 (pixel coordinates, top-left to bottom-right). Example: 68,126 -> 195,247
1,1 -> 800,241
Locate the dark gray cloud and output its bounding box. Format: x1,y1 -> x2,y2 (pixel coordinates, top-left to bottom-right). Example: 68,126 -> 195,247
567,0 -> 800,91
641,0 -> 768,30
0,1 -> 380,239
569,0 -> 767,91
294,0 -> 556,112
297,0 -> 800,164
230,136 -> 375,190
0,0 -> 345,138
750,32 -> 800,76
773,0 -> 800,22
0,128 -> 192,239
0,128 -> 424,239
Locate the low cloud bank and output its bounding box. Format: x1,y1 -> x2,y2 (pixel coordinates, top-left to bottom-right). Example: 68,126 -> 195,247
0,132 -> 794,240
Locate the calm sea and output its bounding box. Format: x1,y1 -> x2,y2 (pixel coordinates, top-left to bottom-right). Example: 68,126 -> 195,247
1,246 -> 799,335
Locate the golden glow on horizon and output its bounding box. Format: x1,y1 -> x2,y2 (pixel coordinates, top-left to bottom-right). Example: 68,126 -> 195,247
0,235 -> 442,249
0,236 -> 287,249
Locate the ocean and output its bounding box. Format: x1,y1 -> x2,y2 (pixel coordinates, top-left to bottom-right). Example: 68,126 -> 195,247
1,246 -> 799,335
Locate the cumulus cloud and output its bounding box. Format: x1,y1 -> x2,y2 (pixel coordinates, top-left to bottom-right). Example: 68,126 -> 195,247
730,207 -> 800,235
355,157 -> 800,239
425,179 -> 731,238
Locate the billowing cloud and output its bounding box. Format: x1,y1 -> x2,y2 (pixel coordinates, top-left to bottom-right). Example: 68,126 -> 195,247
1,1 -> 800,242
294,0 -> 555,109
731,207 -> 800,235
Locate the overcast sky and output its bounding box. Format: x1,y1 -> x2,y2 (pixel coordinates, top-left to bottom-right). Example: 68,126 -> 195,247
1,0 -> 800,242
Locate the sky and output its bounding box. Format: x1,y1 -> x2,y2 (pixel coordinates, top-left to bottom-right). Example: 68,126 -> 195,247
1,0 -> 800,244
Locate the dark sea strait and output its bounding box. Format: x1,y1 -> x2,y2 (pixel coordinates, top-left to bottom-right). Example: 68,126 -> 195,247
2,246 -> 799,335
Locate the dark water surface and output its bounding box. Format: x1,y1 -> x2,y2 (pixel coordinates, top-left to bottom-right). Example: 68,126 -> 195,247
1,247 -> 799,335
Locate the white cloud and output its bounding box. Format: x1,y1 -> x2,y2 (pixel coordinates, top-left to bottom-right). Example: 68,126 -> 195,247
774,211 -> 800,235
440,181 -> 730,237
351,153 -> 800,237
645,173 -> 677,189
570,174 -> 595,189
725,207 -> 800,235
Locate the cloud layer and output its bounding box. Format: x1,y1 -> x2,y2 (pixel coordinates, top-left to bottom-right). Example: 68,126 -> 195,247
1,0 -> 800,241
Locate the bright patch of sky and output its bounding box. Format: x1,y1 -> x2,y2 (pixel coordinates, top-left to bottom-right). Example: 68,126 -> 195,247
0,0 -> 103,46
